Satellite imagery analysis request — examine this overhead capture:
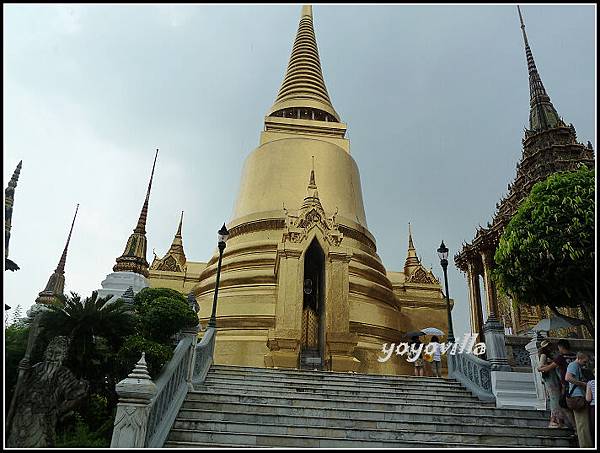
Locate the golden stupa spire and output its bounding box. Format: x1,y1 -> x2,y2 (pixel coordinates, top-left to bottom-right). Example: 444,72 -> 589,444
267,4 -> 340,122
404,222 -> 421,274
113,149 -> 159,277
36,203 -> 79,305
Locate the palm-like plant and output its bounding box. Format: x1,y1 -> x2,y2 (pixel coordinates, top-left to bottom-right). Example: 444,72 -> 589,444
37,291 -> 136,387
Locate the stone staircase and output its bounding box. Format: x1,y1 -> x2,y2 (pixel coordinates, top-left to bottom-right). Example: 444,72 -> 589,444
164,365 -> 575,448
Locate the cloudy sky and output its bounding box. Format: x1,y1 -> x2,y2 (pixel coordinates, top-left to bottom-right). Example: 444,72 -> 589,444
3,4 -> 596,338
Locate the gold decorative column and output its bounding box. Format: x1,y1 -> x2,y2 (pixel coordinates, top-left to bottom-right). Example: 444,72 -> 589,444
266,244 -> 304,368
466,260 -> 484,339
325,247 -> 358,372
480,249 -> 499,320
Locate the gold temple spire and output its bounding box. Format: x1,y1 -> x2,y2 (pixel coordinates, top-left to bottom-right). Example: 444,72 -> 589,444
36,203 -> 79,305
516,5 -> 563,132
404,222 -> 421,274
113,149 -> 159,277
267,4 -> 340,122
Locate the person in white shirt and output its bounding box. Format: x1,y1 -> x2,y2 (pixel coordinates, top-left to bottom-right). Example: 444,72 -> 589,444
428,336 -> 442,378
586,376 -> 595,441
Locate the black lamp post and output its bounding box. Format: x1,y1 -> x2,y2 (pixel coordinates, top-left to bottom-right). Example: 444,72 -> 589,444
208,223 -> 229,329
437,240 -> 455,343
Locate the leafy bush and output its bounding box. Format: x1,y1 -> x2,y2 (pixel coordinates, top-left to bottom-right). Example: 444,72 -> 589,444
117,335 -> 174,378
55,412 -> 108,448
134,287 -> 188,313
138,296 -> 198,344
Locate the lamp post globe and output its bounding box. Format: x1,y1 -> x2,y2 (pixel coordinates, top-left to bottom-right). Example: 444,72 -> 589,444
208,223 -> 229,328
437,241 -> 455,343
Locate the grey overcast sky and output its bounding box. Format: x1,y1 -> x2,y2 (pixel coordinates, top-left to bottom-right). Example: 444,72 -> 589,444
3,4 -> 596,338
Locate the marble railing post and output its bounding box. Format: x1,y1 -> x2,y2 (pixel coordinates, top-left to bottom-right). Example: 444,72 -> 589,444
525,333 -> 547,410
110,353 -> 157,448
480,249 -> 510,371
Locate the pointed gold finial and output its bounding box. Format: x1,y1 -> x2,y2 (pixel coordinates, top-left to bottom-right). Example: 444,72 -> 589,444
308,156 -> 316,188
301,5 -> 313,18
267,4 -> 340,122
404,222 -> 420,275
176,211 -> 184,237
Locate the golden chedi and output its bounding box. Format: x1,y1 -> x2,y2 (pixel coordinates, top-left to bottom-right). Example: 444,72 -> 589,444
149,5 -> 452,375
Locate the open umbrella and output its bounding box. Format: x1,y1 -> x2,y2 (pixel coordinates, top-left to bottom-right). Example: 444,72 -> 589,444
404,327 -> 445,338
533,315 -> 584,332
421,327 -> 444,336
405,331 -> 425,338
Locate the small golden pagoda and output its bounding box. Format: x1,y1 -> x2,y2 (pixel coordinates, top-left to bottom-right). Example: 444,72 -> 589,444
149,5 -> 451,375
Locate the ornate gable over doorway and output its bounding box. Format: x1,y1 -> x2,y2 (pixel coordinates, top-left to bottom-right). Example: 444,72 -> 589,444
282,165 -> 343,247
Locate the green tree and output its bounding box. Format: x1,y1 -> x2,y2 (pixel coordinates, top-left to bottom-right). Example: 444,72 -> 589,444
117,287 -> 198,377
493,165 -> 595,336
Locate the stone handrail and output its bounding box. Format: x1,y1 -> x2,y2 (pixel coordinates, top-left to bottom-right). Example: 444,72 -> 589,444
505,335 -> 534,370
192,326 -> 216,384
448,352 -> 495,402
144,328 -> 198,448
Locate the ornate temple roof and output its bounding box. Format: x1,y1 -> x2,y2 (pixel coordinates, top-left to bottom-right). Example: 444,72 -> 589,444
517,6 -> 565,134
36,204 -> 79,304
113,149 -> 158,278
5,160 -> 22,271
402,224 -> 439,285
150,211 -> 187,272
267,5 -> 340,122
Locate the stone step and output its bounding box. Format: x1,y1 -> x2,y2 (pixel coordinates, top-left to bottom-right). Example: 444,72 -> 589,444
199,380 -> 481,402
177,399 -> 552,427
186,391 -> 535,414
210,365 -> 459,385
194,385 -> 486,406
167,423 -> 572,447
164,441 -> 262,448
164,435 -> 487,449
205,372 -> 469,392
174,408 -> 571,437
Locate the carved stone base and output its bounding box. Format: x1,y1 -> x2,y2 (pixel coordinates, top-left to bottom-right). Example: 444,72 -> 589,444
326,332 -> 360,372
265,329 -> 301,369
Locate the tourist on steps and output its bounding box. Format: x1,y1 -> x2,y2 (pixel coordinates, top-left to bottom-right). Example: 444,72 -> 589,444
409,336 -> 424,377
586,372 -> 595,441
428,336 -> 442,378
536,340 -> 568,428
565,352 -> 592,447
538,339 -> 577,429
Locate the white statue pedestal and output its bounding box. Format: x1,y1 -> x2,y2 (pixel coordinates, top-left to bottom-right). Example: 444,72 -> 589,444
98,271 -> 148,302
